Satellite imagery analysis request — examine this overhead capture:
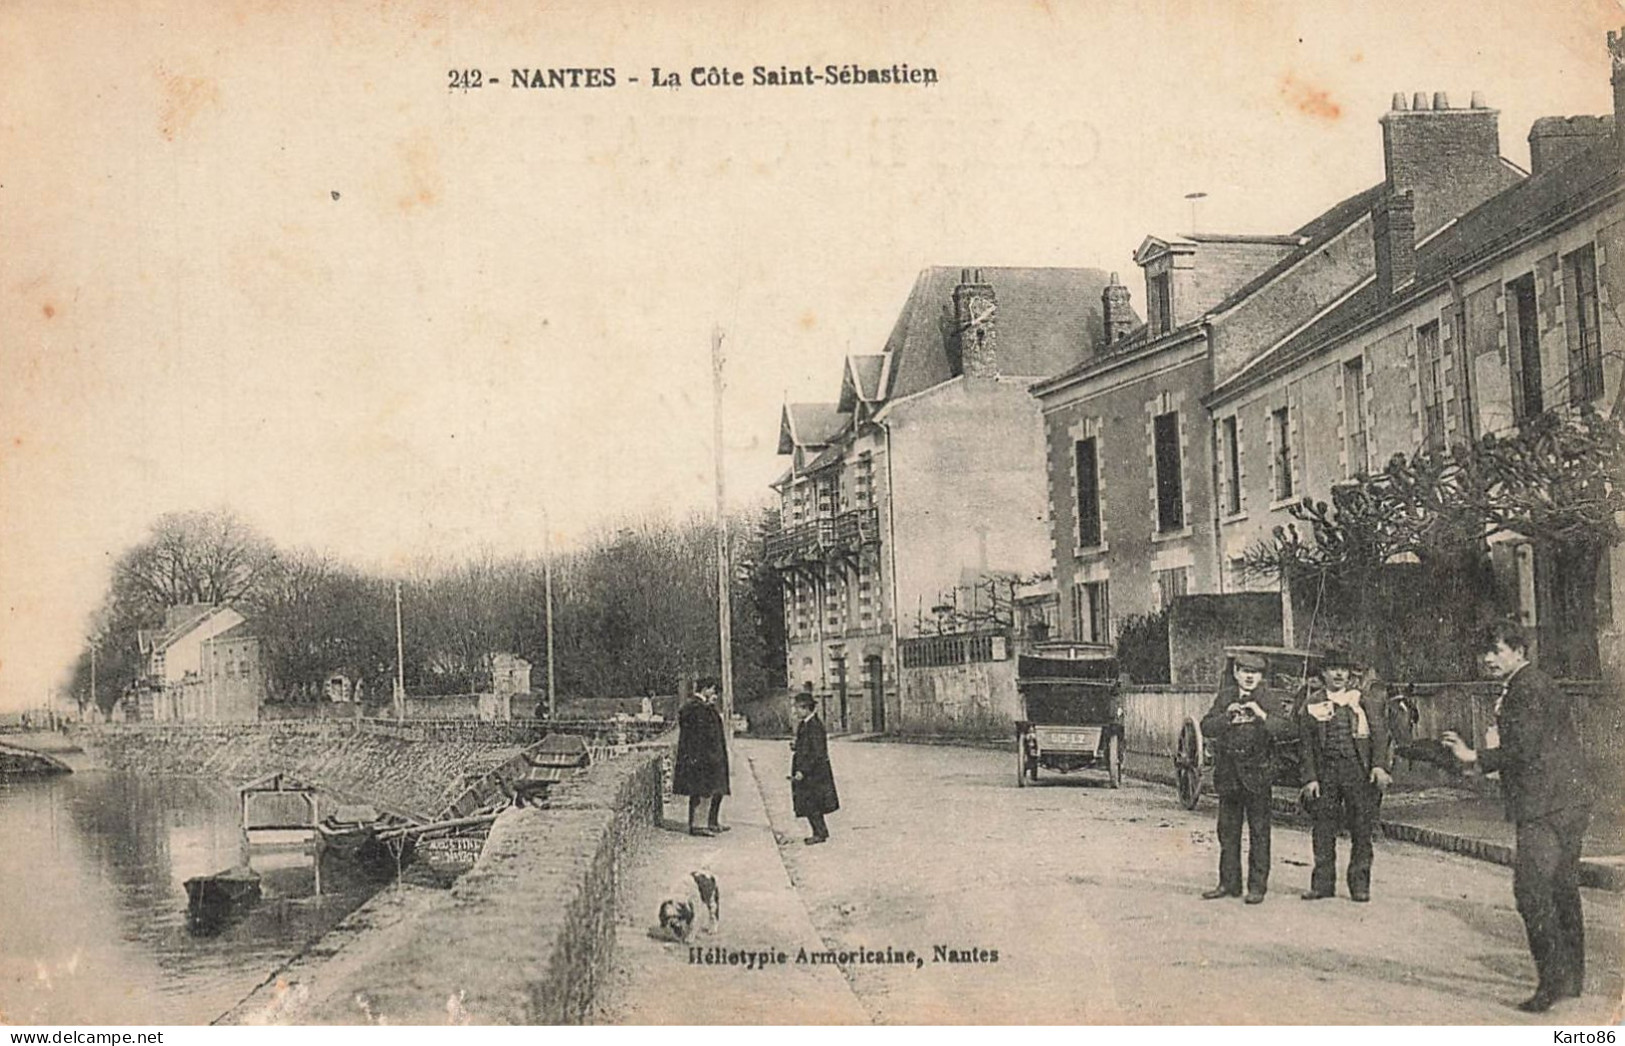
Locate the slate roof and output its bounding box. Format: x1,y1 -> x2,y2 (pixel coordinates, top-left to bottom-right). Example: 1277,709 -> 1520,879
1212,135 -> 1622,403
839,354 -> 885,411
1205,183 -> 1388,319
207,621 -> 258,642
778,401 -> 851,453
1035,185 -> 1389,397
880,266 -> 1109,400
138,604 -> 233,655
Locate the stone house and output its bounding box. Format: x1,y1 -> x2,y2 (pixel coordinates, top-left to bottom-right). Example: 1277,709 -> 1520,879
1207,39 -> 1624,683
132,603 -> 265,722
1032,87 -> 1527,646
769,266 -> 1109,730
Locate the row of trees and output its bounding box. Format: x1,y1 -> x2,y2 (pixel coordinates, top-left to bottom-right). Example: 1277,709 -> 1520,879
68,508 -> 787,714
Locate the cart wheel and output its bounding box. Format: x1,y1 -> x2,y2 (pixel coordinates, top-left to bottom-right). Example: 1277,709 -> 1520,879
1175,718 -> 1204,810
1107,734 -> 1123,789
1016,740 -> 1027,788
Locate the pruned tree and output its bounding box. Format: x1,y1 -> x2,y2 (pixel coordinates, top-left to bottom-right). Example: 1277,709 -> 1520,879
1243,405 -> 1624,678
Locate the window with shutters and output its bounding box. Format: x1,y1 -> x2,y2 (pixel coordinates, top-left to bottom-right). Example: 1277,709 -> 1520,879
1343,359 -> 1367,477
1272,407 -> 1294,500
1566,245 -> 1603,404
1153,411 -> 1184,532
1507,274 -> 1544,421
1074,437 -> 1101,548
1417,321 -> 1445,452
1072,581 -> 1111,644
1155,567 -> 1189,611
1220,416 -> 1241,516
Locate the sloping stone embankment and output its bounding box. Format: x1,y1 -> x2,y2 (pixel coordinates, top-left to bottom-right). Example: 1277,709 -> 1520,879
76,722 -> 525,821
220,746 -> 666,1025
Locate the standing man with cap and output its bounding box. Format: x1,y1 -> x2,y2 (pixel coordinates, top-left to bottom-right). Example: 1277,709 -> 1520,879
1298,647 -> 1391,902
1442,621 -> 1592,1013
1200,650 -> 1291,904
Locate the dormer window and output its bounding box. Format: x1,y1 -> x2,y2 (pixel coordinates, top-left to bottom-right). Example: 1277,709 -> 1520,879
1148,271 -> 1173,335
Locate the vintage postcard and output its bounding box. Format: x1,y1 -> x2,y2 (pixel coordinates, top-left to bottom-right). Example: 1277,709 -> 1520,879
1,0 -> 1622,1029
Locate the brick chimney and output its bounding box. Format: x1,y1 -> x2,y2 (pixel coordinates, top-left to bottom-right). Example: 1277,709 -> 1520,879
1612,29 -> 1625,164
953,268 -> 999,378
1528,116 -> 1614,174
1372,190 -> 1416,299
1101,271 -> 1136,348
1380,90 -> 1508,235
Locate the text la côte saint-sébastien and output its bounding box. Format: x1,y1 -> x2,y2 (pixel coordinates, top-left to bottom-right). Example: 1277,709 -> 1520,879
497,65 -> 938,90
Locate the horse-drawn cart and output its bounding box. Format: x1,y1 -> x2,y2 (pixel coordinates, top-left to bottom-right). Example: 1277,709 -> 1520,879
1171,645 -> 1320,810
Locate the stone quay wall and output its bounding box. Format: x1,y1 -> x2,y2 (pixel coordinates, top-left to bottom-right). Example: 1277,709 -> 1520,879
74,721 -> 525,822
221,745 -> 669,1025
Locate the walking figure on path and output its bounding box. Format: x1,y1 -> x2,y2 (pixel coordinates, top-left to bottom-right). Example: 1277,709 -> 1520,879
791,689 -> 838,845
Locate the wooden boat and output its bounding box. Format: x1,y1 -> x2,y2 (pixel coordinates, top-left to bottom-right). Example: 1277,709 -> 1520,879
184,866 -> 261,933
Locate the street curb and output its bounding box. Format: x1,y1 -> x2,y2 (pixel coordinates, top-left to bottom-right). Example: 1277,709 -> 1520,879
872,735 -> 1625,893
1120,764 -> 1625,893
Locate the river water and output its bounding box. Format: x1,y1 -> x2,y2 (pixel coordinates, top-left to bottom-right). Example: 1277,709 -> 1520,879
0,771 -> 384,1025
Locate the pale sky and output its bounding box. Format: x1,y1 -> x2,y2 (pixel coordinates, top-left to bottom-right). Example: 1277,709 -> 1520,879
1,0 -> 1619,709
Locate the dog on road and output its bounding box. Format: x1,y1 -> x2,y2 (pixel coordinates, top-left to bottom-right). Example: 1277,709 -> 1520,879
651,870 -> 721,943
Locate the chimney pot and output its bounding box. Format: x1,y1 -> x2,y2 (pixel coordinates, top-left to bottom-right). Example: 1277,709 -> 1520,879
1470,90 -> 1486,109
1433,91 -> 1450,110
1391,92 -> 1408,111
1412,91 -> 1429,111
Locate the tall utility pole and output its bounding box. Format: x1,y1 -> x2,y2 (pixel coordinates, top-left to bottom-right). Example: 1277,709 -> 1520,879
710,325 -> 736,737
543,503 -> 557,719
394,581 -> 406,725
88,640 -> 96,717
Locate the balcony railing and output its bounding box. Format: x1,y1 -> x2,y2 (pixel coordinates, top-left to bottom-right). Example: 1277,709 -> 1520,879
765,507 -> 881,565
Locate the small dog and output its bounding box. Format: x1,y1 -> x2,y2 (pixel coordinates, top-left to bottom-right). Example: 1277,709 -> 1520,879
651,870 -> 721,943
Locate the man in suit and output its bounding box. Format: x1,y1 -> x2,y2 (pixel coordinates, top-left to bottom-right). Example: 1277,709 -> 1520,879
791,689 -> 839,845
1297,648 -> 1392,902
1200,651 -> 1293,904
1443,621 -> 1593,1013
674,680 -> 730,837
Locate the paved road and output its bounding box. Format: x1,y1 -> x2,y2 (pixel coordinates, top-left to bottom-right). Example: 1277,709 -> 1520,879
744,738 -> 1622,1025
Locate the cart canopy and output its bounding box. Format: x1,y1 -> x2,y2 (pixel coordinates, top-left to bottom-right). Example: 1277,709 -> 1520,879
1017,653 -> 1119,726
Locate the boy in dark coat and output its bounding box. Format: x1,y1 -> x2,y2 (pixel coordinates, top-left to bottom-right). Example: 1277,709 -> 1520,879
791,690 -> 838,844
1297,648 -> 1391,902
674,680 -> 730,837
1200,651 -> 1293,904
1443,622 -> 1593,1013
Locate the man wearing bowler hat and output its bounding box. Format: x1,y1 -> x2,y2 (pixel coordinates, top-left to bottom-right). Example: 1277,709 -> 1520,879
1297,647 -> 1391,902
1200,650 -> 1291,904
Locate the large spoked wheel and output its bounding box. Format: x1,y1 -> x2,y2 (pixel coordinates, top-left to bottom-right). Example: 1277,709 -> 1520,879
1106,734 -> 1123,789
1175,717 -> 1204,810
1016,737 -> 1027,788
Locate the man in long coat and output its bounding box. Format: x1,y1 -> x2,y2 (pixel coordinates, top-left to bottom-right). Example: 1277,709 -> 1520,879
674,681 -> 730,837
1200,650 -> 1293,903
791,689 -> 838,844
1297,648 -> 1391,902
1443,622 -> 1593,1013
